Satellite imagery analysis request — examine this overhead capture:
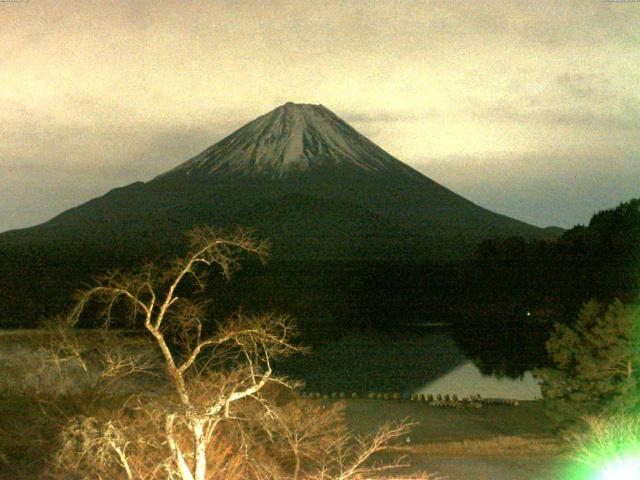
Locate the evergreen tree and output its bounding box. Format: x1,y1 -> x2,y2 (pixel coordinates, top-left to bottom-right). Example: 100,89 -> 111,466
535,299 -> 640,420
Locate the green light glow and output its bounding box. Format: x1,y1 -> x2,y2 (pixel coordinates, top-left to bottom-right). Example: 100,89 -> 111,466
561,456 -> 640,480
596,458 -> 640,480
560,415 -> 640,480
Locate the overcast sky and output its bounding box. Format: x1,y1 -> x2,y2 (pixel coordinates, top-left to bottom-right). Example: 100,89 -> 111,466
1,0 -> 639,232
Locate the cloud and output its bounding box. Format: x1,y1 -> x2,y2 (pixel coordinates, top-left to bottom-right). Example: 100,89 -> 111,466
473,101 -> 640,131
415,151 -> 640,228
1,0 -> 639,231
342,109 -> 438,124
454,70 -> 640,152
0,121 -> 231,232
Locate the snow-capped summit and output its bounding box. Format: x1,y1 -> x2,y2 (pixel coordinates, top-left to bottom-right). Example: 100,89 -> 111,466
166,102 -> 402,177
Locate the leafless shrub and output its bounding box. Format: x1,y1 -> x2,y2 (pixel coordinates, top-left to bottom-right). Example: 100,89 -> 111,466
309,421 -> 413,480
53,416 -> 134,480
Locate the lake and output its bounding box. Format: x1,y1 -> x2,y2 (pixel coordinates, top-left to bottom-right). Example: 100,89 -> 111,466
0,326 -> 542,400
277,324 -> 542,400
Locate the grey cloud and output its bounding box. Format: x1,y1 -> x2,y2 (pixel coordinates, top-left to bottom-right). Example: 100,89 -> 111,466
555,73 -> 603,100
343,109 -> 439,124
0,123 -> 227,232
1,117 -> 227,168
477,102 -> 640,131
415,152 -> 640,229
467,71 -> 640,131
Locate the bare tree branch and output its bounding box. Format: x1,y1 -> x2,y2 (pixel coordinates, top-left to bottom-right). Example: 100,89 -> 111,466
49,226 -> 425,480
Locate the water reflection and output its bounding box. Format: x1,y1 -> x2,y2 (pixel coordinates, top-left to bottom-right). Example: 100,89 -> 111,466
415,361 -> 540,400
277,324 -> 542,400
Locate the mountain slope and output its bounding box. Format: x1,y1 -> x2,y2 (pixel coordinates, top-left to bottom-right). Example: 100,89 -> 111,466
27,102 -> 543,258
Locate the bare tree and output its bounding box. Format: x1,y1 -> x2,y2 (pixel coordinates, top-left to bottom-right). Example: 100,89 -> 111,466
49,226 -> 432,480
29,318 -> 156,401
67,227 -> 301,480
311,421 -> 417,480
260,400 -> 347,480
54,416 -> 135,480
261,401 -> 429,480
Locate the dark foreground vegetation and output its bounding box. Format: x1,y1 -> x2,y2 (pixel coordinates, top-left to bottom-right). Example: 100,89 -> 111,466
0,199 -> 638,479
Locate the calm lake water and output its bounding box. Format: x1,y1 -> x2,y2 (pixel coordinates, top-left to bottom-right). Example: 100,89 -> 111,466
0,326 -> 542,400
277,325 -> 542,400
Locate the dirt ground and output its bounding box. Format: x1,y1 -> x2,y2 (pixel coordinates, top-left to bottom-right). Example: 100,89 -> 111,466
336,398 -> 568,480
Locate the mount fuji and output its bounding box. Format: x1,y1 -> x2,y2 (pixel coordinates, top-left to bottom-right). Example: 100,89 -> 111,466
0,102 -> 554,322
4,103 -> 545,259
